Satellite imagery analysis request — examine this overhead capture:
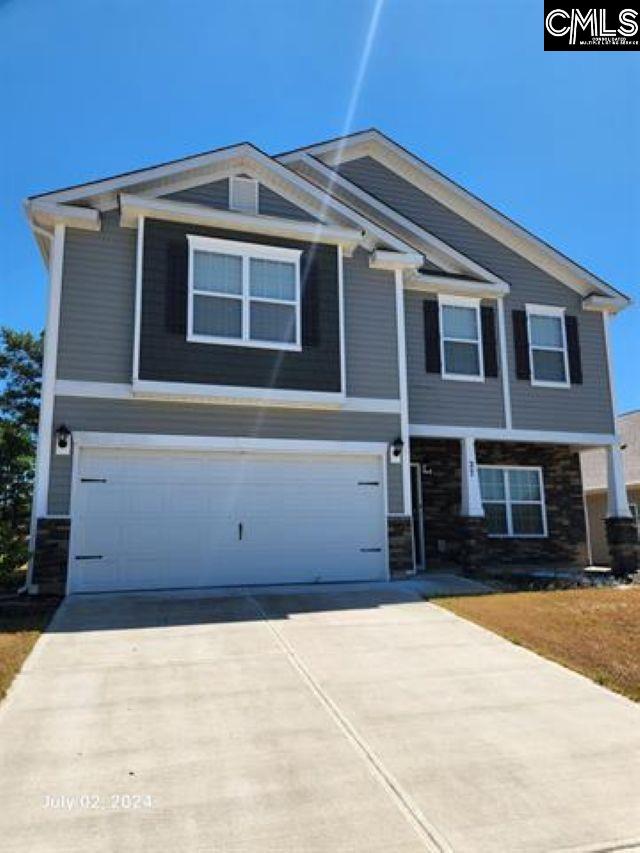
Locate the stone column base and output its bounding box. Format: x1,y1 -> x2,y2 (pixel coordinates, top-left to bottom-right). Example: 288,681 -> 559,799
388,516 -> 414,576
456,516 -> 487,574
605,517 -> 639,577
32,517 -> 70,595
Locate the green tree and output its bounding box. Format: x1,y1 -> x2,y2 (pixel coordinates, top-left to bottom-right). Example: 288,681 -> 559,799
0,328 -> 43,580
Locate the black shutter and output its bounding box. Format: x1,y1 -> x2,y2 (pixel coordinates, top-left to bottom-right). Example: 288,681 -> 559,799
301,248 -> 319,347
166,239 -> 188,335
512,309 -> 530,380
480,305 -> 498,378
565,315 -> 583,384
423,300 -> 441,373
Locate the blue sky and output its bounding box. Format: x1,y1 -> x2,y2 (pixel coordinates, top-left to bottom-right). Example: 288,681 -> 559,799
1,0 -> 638,412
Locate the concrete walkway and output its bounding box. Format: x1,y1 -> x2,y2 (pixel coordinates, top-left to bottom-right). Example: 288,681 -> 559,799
1,584 -> 639,852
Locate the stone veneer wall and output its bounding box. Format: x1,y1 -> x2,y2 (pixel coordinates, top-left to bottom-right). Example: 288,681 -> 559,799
32,517 -> 70,595
411,439 -> 588,568
387,516 -> 414,575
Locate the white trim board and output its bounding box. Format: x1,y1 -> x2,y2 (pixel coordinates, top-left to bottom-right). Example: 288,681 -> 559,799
119,194 -> 363,252
54,379 -> 401,413
289,130 -> 628,310
409,423 -> 618,447
71,431 -> 390,456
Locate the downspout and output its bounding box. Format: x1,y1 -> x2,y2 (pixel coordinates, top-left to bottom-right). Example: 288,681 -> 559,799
23,221 -> 65,594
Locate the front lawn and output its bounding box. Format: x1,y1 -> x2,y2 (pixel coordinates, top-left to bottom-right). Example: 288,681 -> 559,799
438,586 -> 640,702
0,598 -> 58,701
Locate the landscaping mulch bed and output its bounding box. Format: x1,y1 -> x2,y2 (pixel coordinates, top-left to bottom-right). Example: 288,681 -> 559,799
438,586 -> 640,702
0,597 -> 60,702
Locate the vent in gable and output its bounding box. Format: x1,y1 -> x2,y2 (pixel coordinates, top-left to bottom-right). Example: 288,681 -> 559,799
229,176 -> 258,214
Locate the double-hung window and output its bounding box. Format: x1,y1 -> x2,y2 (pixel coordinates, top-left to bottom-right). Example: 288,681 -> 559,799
479,466 -> 547,538
187,235 -> 302,351
526,304 -> 569,387
439,295 -> 484,381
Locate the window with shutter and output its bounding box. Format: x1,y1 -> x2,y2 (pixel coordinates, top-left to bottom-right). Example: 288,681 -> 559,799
187,235 -> 302,351
438,295 -> 484,381
525,304 -> 570,387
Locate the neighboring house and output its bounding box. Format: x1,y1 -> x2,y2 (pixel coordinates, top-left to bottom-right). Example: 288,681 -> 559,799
24,129 -> 637,595
582,411 -> 640,565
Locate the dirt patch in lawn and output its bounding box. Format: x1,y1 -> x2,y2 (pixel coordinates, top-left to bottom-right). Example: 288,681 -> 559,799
0,598 -> 59,702
438,586 -> 640,702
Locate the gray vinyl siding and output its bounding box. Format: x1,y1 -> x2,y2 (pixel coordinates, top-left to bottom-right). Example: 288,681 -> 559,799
168,180 -> 317,221
56,212 -> 136,382
48,396 -> 403,515
404,292 -> 504,427
168,179 -> 229,208
338,156 -> 615,434
344,249 -> 399,399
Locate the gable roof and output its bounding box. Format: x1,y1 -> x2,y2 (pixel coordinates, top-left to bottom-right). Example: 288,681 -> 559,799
582,411 -> 640,491
26,140 -> 423,259
281,129 -> 630,310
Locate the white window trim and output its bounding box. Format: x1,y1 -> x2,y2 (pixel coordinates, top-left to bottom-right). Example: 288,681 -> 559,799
438,294 -> 484,383
526,303 -> 570,389
479,464 -> 548,539
229,176 -> 259,214
187,234 -> 302,352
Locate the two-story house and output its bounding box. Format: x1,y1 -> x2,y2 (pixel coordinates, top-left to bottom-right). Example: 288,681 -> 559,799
24,130 -> 637,595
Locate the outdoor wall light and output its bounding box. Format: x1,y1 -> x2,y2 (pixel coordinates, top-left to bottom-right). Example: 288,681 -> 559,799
55,424 -> 72,456
389,436 -> 404,464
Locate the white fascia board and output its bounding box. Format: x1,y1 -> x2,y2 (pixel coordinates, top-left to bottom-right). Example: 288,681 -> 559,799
281,152 -> 502,283
28,143 -> 256,206
369,250 -> 423,271
26,200 -> 101,232
298,131 -> 628,308
119,194 -> 363,250
72,431 -> 389,457
404,272 -> 509,299
583,294 -> 627,313
409,422 -> 618,447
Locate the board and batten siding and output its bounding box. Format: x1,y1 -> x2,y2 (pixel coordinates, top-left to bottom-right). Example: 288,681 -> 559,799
168,179 -> 318,221
56,211 -> 136,383
404,291 -> 505,427
343,249 -> 399,399
48,397 -> 403,516
338,156 -> 615,434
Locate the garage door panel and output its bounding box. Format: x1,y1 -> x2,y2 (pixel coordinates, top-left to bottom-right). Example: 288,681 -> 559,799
68,448 -> 387,593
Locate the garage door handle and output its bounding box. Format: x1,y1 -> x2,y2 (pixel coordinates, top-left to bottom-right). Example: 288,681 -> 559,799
75,555 -> 103,561
360,547 -> 382,553
238,522 -> 243,541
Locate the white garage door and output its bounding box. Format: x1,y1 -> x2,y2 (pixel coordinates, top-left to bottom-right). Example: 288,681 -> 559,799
68,447 -> 387,593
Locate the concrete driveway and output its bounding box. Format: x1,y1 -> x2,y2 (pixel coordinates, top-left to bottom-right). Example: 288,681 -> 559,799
1,584 -> 639,853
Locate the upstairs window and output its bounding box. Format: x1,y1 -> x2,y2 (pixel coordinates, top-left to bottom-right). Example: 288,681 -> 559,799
479,466 -> 547,538
439,295 -> 484,381
187,235 -> 301,351
526,304 -> 569,387
229,177 -> 258,214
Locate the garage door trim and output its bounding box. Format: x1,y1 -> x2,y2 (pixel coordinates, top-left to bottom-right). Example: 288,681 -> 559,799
67,432 -> 391,594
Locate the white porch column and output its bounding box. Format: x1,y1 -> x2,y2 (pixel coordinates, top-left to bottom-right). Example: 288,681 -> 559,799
606,444 -> 632,518
460,437 -> 484,517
